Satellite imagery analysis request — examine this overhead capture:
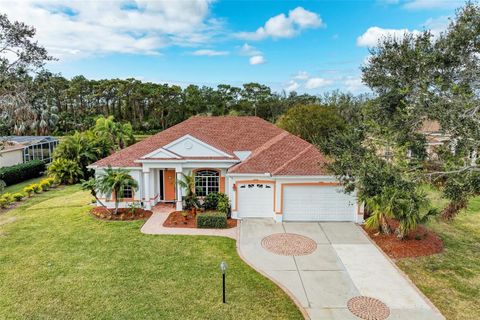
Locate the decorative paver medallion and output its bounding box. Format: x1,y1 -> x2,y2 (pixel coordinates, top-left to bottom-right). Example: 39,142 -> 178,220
261,233 -> 317,256
347,296 -> 390,320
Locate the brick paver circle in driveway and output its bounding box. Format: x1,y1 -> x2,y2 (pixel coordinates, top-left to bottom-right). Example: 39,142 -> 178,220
347,296 -> 390,320
261,233 -> 317,256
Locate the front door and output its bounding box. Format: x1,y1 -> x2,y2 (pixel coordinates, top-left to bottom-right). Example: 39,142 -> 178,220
164,169 -> 176,201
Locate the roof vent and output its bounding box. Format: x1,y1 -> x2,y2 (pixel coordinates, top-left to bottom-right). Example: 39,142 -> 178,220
234,151 -> 252,161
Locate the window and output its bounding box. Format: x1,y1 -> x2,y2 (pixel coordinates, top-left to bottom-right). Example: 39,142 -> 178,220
120,185 -> 134,199
195,170 -> 219,196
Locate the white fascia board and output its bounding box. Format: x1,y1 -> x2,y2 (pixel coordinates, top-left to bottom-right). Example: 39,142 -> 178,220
136,159 -> 239,164
141,147 -> 181,159
89,166 -> 142,170
163,134 -> 234,158
273,175 -> 338,180
227,173 -> 272,177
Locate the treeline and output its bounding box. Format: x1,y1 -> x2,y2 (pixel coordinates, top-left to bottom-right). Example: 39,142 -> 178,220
3,72 -> 340,135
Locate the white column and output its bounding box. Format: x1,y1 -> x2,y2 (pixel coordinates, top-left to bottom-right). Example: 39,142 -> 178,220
143,170 -> 151,210
175,167 -> 183,211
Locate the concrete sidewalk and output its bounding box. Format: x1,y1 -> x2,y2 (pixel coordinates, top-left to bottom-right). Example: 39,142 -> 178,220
238,219 -> 444,320
141,206 -> 238,239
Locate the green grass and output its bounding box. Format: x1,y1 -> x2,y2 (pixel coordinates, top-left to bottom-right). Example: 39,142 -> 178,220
3,176 -> 46,194
397,186 -> 480,320
0,185 -> 301,319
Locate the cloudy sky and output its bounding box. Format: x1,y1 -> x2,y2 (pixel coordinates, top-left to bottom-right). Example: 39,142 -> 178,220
1,0 -> 465,93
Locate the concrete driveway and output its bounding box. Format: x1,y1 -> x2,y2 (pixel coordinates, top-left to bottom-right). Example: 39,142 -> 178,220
238,219 -> 444,320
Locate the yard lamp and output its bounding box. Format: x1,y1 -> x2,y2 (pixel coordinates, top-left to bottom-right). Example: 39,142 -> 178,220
220,261 -> 228,303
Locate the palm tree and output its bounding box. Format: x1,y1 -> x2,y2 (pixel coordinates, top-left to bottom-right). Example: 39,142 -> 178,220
364,188 -> 397,234
96,166 -> 138,214
80,178 -> 106,208
177,172 -> 200,210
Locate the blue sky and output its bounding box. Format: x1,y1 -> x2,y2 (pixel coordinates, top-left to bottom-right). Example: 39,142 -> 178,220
3,0 -> 464,93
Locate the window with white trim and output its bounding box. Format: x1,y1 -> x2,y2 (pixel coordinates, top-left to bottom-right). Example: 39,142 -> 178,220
120,185 -> 134,199
195,170 -> 219,196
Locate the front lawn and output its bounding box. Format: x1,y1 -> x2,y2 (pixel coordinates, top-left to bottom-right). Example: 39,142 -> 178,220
397,186 -> 480,320
0,185 -> 302,319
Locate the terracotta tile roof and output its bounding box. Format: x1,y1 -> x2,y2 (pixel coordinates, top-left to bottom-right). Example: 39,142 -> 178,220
92,116 -> 328,175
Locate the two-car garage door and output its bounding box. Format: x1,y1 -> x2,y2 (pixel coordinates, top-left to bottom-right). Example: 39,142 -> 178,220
282,185 -> 356,221
236,181 -> 357,221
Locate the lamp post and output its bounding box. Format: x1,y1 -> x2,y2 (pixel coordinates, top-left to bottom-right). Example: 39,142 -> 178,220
220,261 -> 228,303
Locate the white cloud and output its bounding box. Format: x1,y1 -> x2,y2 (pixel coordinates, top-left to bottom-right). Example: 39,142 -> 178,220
0,0 -> 219,59
305,77 -> 332,89
357,26 -> 421,47
344,77 -> 368,93
249,55 -> 266,65
293,71 -> 310,80
423,16 -> 450,36
239,43 -> 261,56
403,0 -> 463,10
236,7 -> 324,41
285,80 -> 300,92
192,49 -> 229,56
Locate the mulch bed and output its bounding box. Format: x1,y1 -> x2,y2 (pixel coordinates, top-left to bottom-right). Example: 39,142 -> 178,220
363,219 -> 443,259
91,207 -> 153,221
163,210 -> 237,229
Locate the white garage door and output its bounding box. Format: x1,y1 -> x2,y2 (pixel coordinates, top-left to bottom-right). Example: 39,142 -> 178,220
283,185 -> 356,221
237,183 -> 274,218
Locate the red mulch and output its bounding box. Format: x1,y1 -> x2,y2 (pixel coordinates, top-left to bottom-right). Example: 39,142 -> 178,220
91,206 -> 153,221
363,219 -> 443,259
163,210 -> 237,229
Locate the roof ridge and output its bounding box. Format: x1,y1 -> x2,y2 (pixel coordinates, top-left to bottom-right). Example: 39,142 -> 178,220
227,132 -> 290,173
251,131 -> 289,156
272,145 -> 315,175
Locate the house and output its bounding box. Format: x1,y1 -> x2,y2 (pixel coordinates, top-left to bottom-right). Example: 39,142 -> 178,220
419,120 -> 450,157
0,136 -> 59,168
89,116 -> 362,223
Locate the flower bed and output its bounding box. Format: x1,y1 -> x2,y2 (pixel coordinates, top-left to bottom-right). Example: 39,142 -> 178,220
363,219 -> 443,259
91,207 -> 153,221
163,210 -> 237,229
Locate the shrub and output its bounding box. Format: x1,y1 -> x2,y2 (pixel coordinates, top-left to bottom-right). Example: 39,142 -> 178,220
47,158 -> 83,185
203,192 -> 230,215
0,196 -> 10,209
39,179 -> 52,191
0,160 -> 45,186
31,184 -> 42,194
196,211 -> 227,229
12,193 -> 25,201
23,185 -> 35,197
2,192 -> 14,202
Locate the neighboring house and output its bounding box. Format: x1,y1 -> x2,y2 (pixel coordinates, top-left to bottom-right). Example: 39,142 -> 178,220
0,136 -> 59,168
418,120 -> 450,157
89,116 -> 362,223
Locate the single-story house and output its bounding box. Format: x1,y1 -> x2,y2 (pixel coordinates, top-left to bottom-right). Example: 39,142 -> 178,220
0,136 -> 59,168
89,116 -> 362,223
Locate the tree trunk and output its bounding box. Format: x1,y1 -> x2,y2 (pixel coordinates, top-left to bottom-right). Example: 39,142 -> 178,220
114,192 -> 119,215
442,199 -> 467,220
380,215 -> 391,234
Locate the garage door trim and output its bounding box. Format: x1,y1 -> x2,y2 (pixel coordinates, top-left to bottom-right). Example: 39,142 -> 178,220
278,182 -> 341,215
234,180 -> 276,213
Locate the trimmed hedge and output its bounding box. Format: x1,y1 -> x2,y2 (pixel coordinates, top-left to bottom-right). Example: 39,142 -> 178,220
196,211 -> 227,229
0,160 -> 45,186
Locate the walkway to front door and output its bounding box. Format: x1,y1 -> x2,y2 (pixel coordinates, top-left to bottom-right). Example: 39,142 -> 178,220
238,219 -> 444,320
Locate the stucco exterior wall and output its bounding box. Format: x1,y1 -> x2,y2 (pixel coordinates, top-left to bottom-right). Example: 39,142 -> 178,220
0,149 -> 23,168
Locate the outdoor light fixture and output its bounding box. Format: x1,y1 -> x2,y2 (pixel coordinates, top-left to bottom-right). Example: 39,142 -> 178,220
220,261 -> 228,303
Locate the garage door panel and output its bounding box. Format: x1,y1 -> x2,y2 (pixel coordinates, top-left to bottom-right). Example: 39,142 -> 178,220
237,183 -> 274,218
283,185 -> 355,221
